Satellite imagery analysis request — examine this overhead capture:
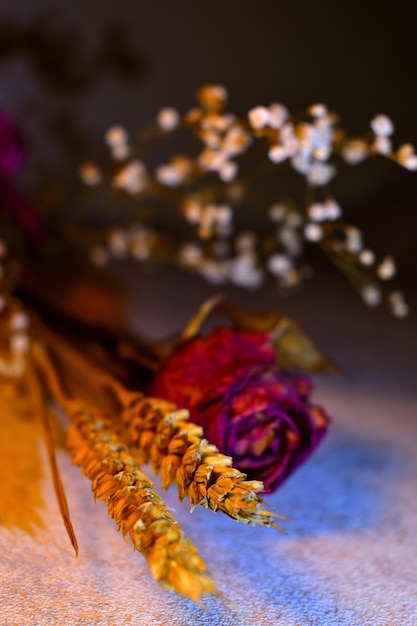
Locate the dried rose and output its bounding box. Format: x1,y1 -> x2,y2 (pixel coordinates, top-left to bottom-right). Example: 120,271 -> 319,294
149,327 -> 329,493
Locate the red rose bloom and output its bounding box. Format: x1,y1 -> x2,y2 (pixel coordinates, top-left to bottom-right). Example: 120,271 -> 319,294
150,327 -> 329,493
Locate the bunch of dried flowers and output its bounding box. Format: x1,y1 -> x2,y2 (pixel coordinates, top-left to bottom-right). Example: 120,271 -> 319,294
0,86 -> 415,602
0,242 -> 289,601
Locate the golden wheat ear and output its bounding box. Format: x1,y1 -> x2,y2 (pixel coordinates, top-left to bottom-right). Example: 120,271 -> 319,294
67,405 -> 215,601
122,396 -> 287,532
33,343 -> 215,601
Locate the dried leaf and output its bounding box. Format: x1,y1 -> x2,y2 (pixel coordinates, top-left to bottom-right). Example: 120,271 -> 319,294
272,317 -> 339,373
26,358 -> 78,555
219,303 -> 338,373
179,295 -> 223,343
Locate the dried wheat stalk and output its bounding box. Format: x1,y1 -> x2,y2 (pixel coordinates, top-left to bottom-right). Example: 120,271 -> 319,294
66,401 -> 215,601
33,344 -> 215,601
122,395 -> 286,530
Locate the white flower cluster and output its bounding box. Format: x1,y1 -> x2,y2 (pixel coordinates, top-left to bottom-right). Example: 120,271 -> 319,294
181,197 -> 233,239
264,105 -> 337,186
0,241 -> 31,377
156,157 -> 194,187
90,225 -> 156,267
78,85 -> 413,316
178,235 -> 264,290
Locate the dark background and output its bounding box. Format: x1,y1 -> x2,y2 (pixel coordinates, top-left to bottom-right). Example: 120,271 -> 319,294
0,0 -> 416,308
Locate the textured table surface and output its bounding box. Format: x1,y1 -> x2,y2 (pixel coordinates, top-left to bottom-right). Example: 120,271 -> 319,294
1,272 -> 416,626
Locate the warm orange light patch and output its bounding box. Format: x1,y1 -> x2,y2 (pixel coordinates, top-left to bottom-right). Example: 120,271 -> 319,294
0,380 -> 44,533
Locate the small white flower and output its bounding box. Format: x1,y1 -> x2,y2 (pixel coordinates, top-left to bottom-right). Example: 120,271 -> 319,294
377,255 -> 396,280
359,249 -> 375,266
235,231 -> 257,252
9,312 -> 29,332
114,160 -> 148,194
248,106 -> 270,130
110,143 -> 130,161
278,227 -> 302,256
324,199 -> 342,220
268,203 -> 287,222
391,300 -> 409,318
396,143 -> 414,162
79,162 -> 102,186
291,154 -> 311,175
268,145 -> 287,163
280,123 -> 299,156
313,145 -> 332,161
345,226 -> 363,253
219,161 -> 237,182
267,254 -> 292,276
304,223 -> 323,242
308,202 -> 326,222
402,155 -> 417,171
309,103 -> 328,118
230,254 -> 263,288
199,129 -> 222,149
298,123 -> 318,156
108,230 -> 128,258
156,108 -> 180,131
179,243 -> 203,267
105,125 -> 128,147
182,199 -> 202,224
201,113 -> 235,132
10,333 -> 30,354
280,269 -> 301,287
198,148 -> 227,171
389,291 -> 408,318
197,85 -> 228,109
200,260 -> 230,284
214,204 -> 232,225
361,285 -> 381,307
370,114 -> 394,137
155,164 -> 183,186
268,103 -> 288,129
341,140 -> 368,165
307,162 -> 335,186
373,136 -> 392,155
222,127 -> 251,157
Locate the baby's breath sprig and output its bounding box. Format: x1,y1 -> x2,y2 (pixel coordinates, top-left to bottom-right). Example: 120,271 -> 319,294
77,85 -> 413,316
0,239 -> 31,377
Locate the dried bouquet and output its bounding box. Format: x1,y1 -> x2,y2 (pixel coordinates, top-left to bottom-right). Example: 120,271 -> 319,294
0,85 -> 413,601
